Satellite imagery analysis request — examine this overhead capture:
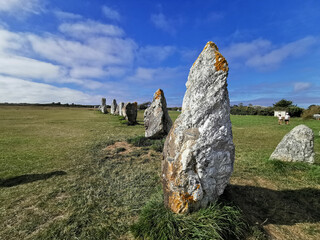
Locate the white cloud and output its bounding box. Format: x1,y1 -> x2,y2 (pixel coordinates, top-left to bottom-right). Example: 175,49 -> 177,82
102,6 -> 121,21
0,54 -> 64,80
59,20 -> 124,39
151,13 -> 175,34
27,34 -> 136,67
0,76 -> 100,104
127,66 -> 187,84
0,0 -> 43,16
179,49 -> 198,62
137,45 -> 176,64
223,39 -> 271,60
0,28 -> 25,53
223,36 -> 318,70
53,10 -> 82,20
293,82 -> 312,92
0,26 -> 135,88
70,66 -> 126,79
246,37 -> 317,69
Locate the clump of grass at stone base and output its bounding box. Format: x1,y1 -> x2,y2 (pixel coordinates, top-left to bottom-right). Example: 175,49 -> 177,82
127,135 -> 166,152
130,191 -> 248,240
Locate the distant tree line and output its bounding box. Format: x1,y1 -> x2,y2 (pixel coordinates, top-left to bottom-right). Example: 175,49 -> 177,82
0,102 -> 99,108
230,99 -> 305,117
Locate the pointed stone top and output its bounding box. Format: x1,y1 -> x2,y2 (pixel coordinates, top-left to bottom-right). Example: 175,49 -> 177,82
192,41 -> 228,72
204,41 -> 219,51
154,89 -> 164,100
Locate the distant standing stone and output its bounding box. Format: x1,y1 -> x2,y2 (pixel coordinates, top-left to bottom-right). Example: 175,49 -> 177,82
101,98 -> 106,106
100,98 -> 108,114
270,124 -> 314,164
144,89 -> 172,138
162,41 -> 235,213
119,102 -> 125,116
111,99 -> 117,115
124,102 -> 138,125
115,105 -> 119,115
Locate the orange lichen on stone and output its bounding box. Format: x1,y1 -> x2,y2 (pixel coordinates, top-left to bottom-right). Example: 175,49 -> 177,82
167,189 -> 200,213
168,193 -> 184,213
181,192 -> 195,203
154,89 -> 163,100
214,51 -> 228,72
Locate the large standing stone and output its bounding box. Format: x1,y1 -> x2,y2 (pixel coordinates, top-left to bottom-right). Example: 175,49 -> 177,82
99,98 -> 108,114
119,102 -> 125,116
111,99 -> 117,115
270,124 -> 314,164
162,42 -> 235,213
123,102 -> 138,125
144,89 -> 172,138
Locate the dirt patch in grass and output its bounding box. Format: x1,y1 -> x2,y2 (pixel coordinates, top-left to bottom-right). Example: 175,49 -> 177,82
103,141 -> 138,155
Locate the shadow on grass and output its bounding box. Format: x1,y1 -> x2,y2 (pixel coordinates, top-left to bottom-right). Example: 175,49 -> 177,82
223,184 -> 320,226
0,171 -> 67,188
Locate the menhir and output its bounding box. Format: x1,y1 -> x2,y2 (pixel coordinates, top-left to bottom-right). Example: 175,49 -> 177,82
162,42 -> 235,213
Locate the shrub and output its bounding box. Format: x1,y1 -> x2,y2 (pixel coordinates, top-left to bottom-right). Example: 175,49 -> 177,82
287,106 -> 304,117
301,105 -> 320,119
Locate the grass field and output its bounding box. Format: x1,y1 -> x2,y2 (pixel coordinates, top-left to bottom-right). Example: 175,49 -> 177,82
0,106 -> 319,239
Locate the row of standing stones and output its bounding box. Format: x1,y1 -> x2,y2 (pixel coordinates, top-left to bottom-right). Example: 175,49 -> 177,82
99,41 -> 315,214
99,99 -> 138,125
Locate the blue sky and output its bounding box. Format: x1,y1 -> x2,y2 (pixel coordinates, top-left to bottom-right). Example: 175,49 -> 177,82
0,0 -> 319,107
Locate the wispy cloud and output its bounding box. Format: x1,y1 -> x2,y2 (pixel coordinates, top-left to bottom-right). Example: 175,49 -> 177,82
102,5 -> 121,21
293,82 -> 312,92
58,20 -> 124,39
246,37 -> 317,70
0,0 -> 44,17
127,66 -> 187,85
223,39 -> 272,60
53,10 -> 82,20
151,13 -> 176,34
223,36 -> 318,71
137,45 -> 176,64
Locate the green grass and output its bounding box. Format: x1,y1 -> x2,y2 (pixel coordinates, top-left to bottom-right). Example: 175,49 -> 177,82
131,192 -> 246,240
0,107 -> 319,239
127,135 -> 165,152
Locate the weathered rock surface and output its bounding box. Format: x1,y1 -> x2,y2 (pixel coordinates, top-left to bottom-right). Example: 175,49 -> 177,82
111,99 -> 117,115
124,102 -> 138,125
119,102 -> 125,116
162,41 -> 235,213
270,124 -> 314,164
144,89 -> 172,138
